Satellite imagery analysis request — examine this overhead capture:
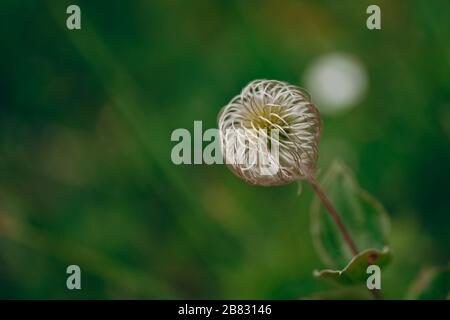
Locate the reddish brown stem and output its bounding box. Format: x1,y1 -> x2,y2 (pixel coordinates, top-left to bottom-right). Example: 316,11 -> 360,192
307,176 -> 359,256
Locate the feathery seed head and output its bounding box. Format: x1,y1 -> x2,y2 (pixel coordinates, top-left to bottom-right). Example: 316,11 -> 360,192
218,79 -> 321,186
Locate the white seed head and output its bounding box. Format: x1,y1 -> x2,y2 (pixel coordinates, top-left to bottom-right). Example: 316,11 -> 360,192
218,79 -> 321,186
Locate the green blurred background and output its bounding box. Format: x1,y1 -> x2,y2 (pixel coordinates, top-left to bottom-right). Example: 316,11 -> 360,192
0,0 -> 449,299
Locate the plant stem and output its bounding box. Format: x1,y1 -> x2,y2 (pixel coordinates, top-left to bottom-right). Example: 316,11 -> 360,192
307,175 -> 384,300
306,176 -> 359,256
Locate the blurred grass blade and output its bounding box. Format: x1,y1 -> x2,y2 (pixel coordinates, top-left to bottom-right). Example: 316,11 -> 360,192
0,213 -> 177,298
406,265 -> 450,300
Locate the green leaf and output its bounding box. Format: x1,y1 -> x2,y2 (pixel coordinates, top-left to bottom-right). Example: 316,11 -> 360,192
406,265 -> 450,300
313,247 -> 392,285
310,160 -> 391,269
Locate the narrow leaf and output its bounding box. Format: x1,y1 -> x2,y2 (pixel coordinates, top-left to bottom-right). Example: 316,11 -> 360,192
313,247 -> 392,286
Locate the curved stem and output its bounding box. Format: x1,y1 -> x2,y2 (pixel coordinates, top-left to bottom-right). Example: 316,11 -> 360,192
306,176 -> 358,256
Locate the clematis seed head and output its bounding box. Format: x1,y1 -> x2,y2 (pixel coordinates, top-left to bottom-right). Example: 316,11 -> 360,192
218,79 -> 321,186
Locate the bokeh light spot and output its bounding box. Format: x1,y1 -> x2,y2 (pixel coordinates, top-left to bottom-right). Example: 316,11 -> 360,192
303,53 -> 368,115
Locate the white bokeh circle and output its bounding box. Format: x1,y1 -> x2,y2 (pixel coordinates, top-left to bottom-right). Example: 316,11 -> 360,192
303,53 -> 368,115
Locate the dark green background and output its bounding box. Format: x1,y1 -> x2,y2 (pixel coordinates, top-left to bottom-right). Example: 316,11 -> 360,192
0,0 -> 449,299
